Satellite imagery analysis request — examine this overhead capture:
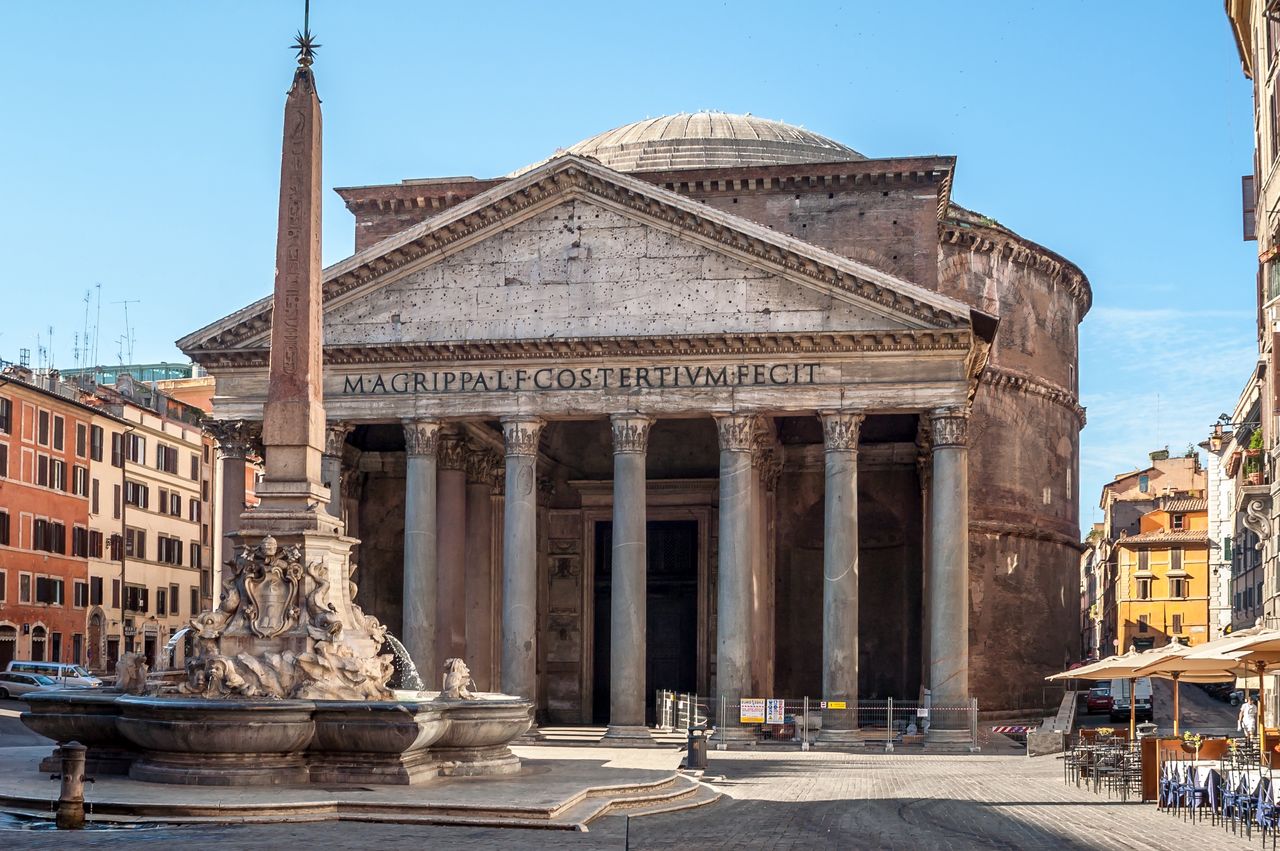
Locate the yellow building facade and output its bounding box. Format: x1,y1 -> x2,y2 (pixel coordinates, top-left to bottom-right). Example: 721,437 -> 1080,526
1115,496 -> 1210,651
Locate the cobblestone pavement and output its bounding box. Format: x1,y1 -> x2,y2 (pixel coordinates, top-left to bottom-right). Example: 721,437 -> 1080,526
1,749 -> 1267,850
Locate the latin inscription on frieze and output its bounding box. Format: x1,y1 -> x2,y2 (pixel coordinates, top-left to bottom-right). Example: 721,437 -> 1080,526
339,363 -> 822,395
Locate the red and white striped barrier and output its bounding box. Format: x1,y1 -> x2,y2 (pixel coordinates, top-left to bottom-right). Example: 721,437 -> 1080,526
990,725 -> 1036,735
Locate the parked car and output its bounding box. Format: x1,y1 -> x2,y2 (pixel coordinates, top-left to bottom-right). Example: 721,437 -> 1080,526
4,661 -> 101,688
1085,685 -> 1112,714
0,672 -> 59,699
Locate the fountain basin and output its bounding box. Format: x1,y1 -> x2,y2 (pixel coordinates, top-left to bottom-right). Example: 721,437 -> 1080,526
309,700 -> 447,784
434,696 -> 533,776
23,690 -> 136,775
116,696 -> 316,786
19,690 -> 534,786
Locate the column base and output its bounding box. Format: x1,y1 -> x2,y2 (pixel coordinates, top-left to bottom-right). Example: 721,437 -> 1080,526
603,724 -> 654,743
924,727 -> 979,753
711,724 -> 758,747
815,728 -> 864,747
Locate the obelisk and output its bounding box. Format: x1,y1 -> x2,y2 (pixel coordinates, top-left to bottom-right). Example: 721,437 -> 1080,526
191,21 -> 391,695
253,24 -> 335,530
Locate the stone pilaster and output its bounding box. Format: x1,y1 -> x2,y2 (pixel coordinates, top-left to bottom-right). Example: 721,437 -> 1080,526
818,410 -> 864,744
927,407 -> 970,736
403,419 -> 441,678
604,413 -> 653,742
500,417 -> 544,706
713,413 -> 757,741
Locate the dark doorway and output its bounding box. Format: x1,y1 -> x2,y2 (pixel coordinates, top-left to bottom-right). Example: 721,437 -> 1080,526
592,519 -> 698,724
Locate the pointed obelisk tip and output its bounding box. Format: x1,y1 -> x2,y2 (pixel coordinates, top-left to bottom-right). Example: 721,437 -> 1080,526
291,0 -> 320,69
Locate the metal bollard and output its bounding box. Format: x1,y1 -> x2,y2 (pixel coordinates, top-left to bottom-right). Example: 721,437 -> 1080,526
801,697 -> 810,751
53,741 -> 88,830
886,697 -> 894,752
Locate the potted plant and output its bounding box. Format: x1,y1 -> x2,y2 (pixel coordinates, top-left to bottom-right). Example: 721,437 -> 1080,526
1245,431 -> 1264,485
1181,730 -> 1203,756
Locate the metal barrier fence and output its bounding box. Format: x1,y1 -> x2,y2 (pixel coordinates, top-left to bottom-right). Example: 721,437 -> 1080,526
655,691 -> 979,752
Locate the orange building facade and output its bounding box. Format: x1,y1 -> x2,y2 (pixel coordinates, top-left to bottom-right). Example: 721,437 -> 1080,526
0,373 -> 98,666
1116,495 -> 1211,651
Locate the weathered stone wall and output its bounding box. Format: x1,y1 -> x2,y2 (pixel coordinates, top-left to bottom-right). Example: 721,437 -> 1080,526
940,233 -> 1085,713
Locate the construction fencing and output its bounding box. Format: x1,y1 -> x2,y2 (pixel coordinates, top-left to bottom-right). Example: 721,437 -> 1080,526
655,690 -> 979,751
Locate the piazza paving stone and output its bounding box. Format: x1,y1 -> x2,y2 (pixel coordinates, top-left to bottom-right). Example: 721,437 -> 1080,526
0,746 -> 1269,849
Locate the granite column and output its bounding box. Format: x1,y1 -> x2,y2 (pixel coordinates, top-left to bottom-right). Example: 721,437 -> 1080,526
818,411 -> 864,743
714,414 -> 757,741
605,413 -> 653,742
500,417 -> 544,705
927,407 -> 971,735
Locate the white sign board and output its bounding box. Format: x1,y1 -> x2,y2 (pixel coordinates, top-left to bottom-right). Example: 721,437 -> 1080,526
766,699 -> 786,724
740,699 -> 765,724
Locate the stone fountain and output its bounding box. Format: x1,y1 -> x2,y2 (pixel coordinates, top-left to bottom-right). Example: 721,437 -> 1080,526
22,25 -> 531,787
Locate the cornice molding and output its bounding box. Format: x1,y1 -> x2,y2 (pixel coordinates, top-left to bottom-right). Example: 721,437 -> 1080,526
189,328 -> 972,370
970,519 -> 1087,552
181,156 -> 974,359
940,220 -> 1092,316
982,364 -> 1086,427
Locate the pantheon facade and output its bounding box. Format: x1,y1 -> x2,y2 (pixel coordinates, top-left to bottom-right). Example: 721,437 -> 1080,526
181,114 -> 1089,730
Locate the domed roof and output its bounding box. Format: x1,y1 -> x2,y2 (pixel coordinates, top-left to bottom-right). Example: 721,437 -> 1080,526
514,112 -> 863,175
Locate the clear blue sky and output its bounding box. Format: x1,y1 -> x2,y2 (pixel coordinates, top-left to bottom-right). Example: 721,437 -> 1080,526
0,2 -> 1259,526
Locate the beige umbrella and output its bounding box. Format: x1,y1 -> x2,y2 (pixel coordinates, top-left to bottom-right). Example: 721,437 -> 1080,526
1048,648 -> 1161,739
1188,632 -> 1280,761
1130,643 -> 1251,736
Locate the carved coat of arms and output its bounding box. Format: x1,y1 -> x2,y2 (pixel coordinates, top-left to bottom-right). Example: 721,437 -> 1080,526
241,535 -> 303,638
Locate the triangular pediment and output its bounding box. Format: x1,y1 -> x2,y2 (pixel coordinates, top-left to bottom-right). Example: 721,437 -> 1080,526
179,155 -> 974,357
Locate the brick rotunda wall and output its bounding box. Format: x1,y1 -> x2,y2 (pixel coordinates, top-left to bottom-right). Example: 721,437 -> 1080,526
939,215 -> 1089,714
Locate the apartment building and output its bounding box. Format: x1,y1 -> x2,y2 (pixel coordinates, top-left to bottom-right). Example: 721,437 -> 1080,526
86,374 -> 214,670
0,368 -> 98,667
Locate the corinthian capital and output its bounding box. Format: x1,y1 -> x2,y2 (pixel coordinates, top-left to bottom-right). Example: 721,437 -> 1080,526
464,448 -> 501,486
501,416 -> 544,457
324,422 -> 353,457
207,419 -> 262,461
820,410 -> 865,453
438,430 -> 468,470
714,414 -> 758,453
610,413 -> 653,454
402,419 -> 442,457
930,407 -> 970,448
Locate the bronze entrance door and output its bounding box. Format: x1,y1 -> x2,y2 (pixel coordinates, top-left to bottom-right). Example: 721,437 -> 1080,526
592,519 -> 698,724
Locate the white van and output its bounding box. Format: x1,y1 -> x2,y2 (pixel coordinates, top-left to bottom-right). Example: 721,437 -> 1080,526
1109,677 -> 1153,722
5,661 -> 102,688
